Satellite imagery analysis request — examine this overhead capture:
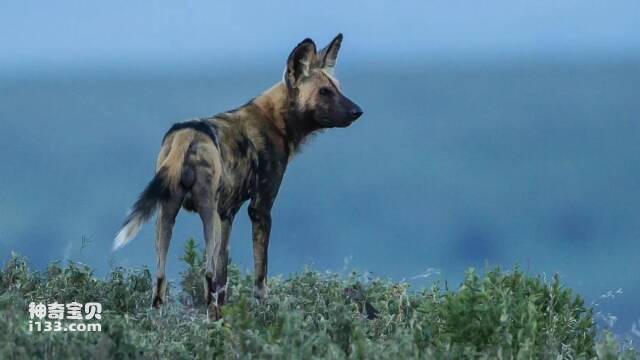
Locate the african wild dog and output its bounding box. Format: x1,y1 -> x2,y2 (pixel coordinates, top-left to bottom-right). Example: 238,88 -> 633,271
113,34 -> 363,320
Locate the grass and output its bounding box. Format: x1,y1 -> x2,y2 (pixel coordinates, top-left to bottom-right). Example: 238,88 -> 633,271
0,238 -> 637,359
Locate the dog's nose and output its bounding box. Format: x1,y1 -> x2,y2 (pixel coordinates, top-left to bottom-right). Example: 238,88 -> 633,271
350,107 -> 363,120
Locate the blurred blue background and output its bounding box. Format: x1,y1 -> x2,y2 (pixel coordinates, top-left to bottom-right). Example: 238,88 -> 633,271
1,1 -> 639,335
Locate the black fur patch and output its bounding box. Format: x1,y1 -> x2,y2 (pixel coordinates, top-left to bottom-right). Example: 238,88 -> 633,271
152,277 -> 165,308
122,168 -> 171,227
162,119 -> 219,147
227,98 -> 255,114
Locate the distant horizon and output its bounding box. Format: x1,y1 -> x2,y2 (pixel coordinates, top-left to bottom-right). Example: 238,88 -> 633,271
3,50 -> 639,80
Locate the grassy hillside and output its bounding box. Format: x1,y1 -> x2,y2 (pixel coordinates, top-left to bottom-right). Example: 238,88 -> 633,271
0,239 -> 636,359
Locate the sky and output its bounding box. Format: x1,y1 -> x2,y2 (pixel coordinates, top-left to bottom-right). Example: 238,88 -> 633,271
1,0 -> 639,71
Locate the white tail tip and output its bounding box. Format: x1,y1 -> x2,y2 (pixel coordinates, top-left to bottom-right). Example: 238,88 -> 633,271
112,218 -> 142,251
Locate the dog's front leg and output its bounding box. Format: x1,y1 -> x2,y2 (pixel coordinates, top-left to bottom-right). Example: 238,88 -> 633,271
248,204 -> 271,304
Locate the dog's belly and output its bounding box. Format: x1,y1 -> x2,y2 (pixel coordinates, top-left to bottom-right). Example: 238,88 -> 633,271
217,157 -> 256,216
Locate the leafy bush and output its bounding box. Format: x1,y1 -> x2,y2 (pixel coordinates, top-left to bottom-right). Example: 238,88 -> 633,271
0,247 -> 637,359
179,238 -> 206,307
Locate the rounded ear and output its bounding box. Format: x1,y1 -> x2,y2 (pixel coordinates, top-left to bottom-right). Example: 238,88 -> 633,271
285,38 -> 316,88
317,33 -> 343,71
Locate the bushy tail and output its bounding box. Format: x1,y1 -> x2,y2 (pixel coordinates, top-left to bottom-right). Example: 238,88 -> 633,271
112,171 -> 171,251
113,131 -> 195,251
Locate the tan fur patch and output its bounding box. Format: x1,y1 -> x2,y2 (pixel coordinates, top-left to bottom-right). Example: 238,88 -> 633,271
320,69 -> 341,90
253,82 -> 288,135
156,130 -> 195,193
296,69 -> 341,111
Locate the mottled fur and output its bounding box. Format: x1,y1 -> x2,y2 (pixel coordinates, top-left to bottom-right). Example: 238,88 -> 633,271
114,34 -> 363,320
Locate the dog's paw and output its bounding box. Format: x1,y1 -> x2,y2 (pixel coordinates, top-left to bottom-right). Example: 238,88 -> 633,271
253,284 -> 269,304
207,303 -> 222,322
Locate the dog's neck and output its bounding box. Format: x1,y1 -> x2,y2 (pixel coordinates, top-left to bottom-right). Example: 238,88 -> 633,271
252,81 -> 321,156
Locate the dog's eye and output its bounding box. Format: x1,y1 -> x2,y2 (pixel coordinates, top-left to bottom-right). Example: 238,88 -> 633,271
319,87 -> 333,97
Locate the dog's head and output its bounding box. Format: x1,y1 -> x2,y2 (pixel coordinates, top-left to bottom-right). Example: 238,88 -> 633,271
284,34 -> 363,128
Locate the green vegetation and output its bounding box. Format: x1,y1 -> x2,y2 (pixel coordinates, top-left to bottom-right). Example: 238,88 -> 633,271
0,238 -> 636,359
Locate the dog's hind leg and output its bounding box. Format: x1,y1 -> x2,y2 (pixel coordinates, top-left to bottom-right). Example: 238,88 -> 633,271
216,215 -> 233,296
152,188 -> 185,310
199,198 -> 224,320
190,140 -> 224,319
